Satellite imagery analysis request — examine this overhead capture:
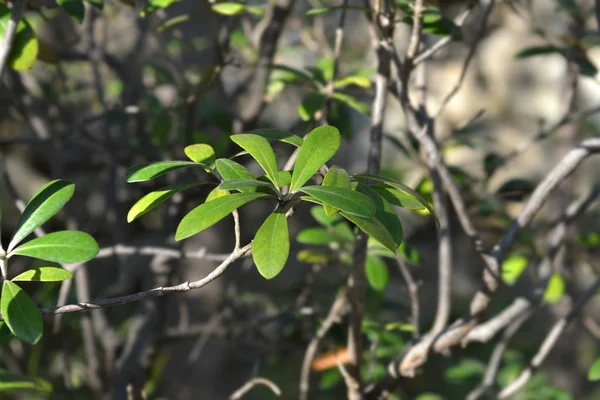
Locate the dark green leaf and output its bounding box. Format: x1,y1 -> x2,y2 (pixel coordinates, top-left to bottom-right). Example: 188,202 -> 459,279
515,45 -> 563,59
57,0 -> 85,24
341,212 -> 397,253
248,129 -> 304,147
128,183 -> 203,222
372,186 -> 425,210
10,231 -> 99,263
290,125 -> 340,192
400,242 -> 421,264
297,227 -> 336,245
8,180 -> 74,253
588,358 -> 600,381
300,186 -> 374,217
356,184 -> 403,250
184,144 -> 216,165
0,372 -> 52,393
445,360 -> 485,381
322,165 -> 351,216
176,193 -> 268,241
1,281 -> 43,344
230,134 -> 280,187
310,205 -> 341,226
12,266 -> 73,282
126,161 -> 203,183
0,6 -> 38,70
219,179 -> 274,192
83,0 -> 104,9
142,0 -> 180,16
253,210 -> 289,279
366,255 -> 389,291
483,152 -> 503,177
299,93 -> 326,121
576,54 -> 598,77
496,178 -> 535,201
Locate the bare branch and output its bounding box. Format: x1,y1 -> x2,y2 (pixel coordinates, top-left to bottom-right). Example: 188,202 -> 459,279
230,377 -> 281,399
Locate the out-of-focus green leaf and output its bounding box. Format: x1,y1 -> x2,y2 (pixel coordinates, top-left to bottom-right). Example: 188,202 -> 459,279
0,6 -> 38,70
57,0 -> 85,24
311,205 -> 341,226
332,92 -> 371,116
502,254 -> 528,285
544,273 -> 565,304
299,92 -> 326,121
588,358 -> 600,381
366,255 -> 389,291
0,371 -> 52,393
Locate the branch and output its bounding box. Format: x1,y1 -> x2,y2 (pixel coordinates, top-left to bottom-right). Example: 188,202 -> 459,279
229,377 -> 281,399
0,0 -> 24,82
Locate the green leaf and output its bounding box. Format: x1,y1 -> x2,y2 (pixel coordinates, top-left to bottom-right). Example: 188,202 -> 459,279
1,281 -> 43,344
57,0 -> 85,24
496,178 -> 535,201
366,256 -> 389,291
176,192 -> 268,241
297,249 -> 332,264
356,184 -> 403,249
219,179 -> 274,192
142,0 -> 180,16
126,161 -> 203,183
290,125 -> 340,192
127,183 -> 202,222
334,75 -> 371,89
544,273 -> 565,304
212,2 -> 246,15
300,186 -> 374,217
247,129 -> 304,147
588,358 -> 600,381
353,174 -> 437,221
230,134 -> 280,187
298,92 -> 326,121
400,242 -> 421,264
297,227 -> 336,245
515,46 -> 562,59
215,158 -> 256,193
270,64 -> 317,85
10,231 -> 99,263
253,210 -> 289,279
8,180 -> 74,253
0,372 -> 52,393
257,171 -> 291,188
317,57 -> 335,82
502,254 -> 528,285
184,144 -> 216,165
311,205 -> 341,227
332,92 -> 371,116
206,187 -> 229,202
321,165 -> 351,216
306,5 -> 369,16
0,6 -> 38,70
445,359 -> 486,382
340,212 -> 397,253
372,186 -> 425,210
12,266 -> 73,282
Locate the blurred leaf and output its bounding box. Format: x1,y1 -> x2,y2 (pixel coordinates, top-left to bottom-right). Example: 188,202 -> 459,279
384,322 -> 416,332
515,45 -> 562,58
299,92 -> 326,121
211,2 -> 246,15
307,5 -> 369,16
384,134 -> 409,157
10,231 -> 99,263
57,0 -> 85,23
300,186 -> 374,217
322,166 -> 351,216
544,273 -> 565,304
334,75 -> 371,89
297,227 -> 336,245
253,210 -> 289,279
219,179 -> 273,192
319,368 -> 342,390
1,281 -> 42,344
83,0 -> 104,9
12,266 -> 73,282
496,179 -> 535,201
291,125 -> 340,192
576,54 -> 598,77
126,161 -> 203,183
366,255 -> 389,291
332,92 -> 371,116
231,134 -> 280,188
445,359 -> 486,382
484,152 -> 503,177
502,254 -> 528,285
317,57 -> 335,82
176,193 -> 268,241
588,358 -> 600,381
400,242 -> 421,264
128,183 -> 202,222
142,0 -> 180,16
311,205 -> 341,227
8,180 -> 74,253
36,40 -> 59,64
297,249 -> 332,264
158,15 -> 191,32
415,394 -> 444,400
270,64 -> 317,85
328,100 -> 353,139
248,128 -> 303,147
0,371 -> 52,393
0,6 -> 38,70
184,144 -> 216,165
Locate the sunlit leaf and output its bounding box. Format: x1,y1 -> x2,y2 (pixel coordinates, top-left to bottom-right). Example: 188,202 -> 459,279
322,165 -> 351,216
357,184 -> 403,249
10,231 -> 99,263
297,227 -> 336,245
141,0 -> 180,16
502,254 -> 528,285
253,210 -> 289,279
372,186 -> 425,210
588,358 -> 600,381
12,266 -> 73,282
219,179 -> 273,192
0,6 -> 38,70
332,92 -> 371,116
248,129 -> 303,147
126,161 -> 203,183
300,186 -> 374,217
297,249 -> 332,264
184,144 -> 216,165
366,255 -> 389,291
230,134 -> 280,188
544,273 -> 565,304
1,281 -> 43,344
212,2 -> 245,15
0,372 -> 52,393
334,75 -> 371,89
127,183 -> 203,222
341,212 -> 396,253
206,186 -> 229,202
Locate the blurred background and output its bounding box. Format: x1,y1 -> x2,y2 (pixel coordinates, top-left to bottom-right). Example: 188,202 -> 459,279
2,0 -> 600,399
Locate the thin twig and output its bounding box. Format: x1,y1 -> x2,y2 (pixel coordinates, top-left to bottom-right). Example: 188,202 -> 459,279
396,256 -> 420,339
0,0 -> 25,82
229,377 -> 281,399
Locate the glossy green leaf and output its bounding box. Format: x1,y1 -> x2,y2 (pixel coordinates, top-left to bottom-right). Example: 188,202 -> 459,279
290,126 -> 340,192
354,174 -> 437,221
502,254 -> 528,285
0,372 -> 52,393
212,2 -> 246,15
247,129 -> 303,147
253,210 -> 289,279
366,255 -> 389,291
356,184 -> 403,249
219,179 -> 273,192
588,358 -> 600,381
322,165 -> 351,216
544,273 -> 565,304
12,266 -> 73,282
1,281 -> 43,344
372,186 -> 425,210
332,92 -> 371,116
127,183 -> 202,222
126,161 -> 203,183
206,187 -> 229,202
300,186 -> 374,217
297,227 -> 336,245
258,171 -> 291,188
10,231 -> 99,263
57,0 -> 85,24
311,205 -> 341,227
8,180 -> 74,253
230,134 -> 280,187
176,193 -> 268,241
340,212 -> 397,253
215,158 -> 256,193
334,75 -> 371,89
0,6 -> 38,70
298,92 -> 326,121
184,144 -> 216,165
